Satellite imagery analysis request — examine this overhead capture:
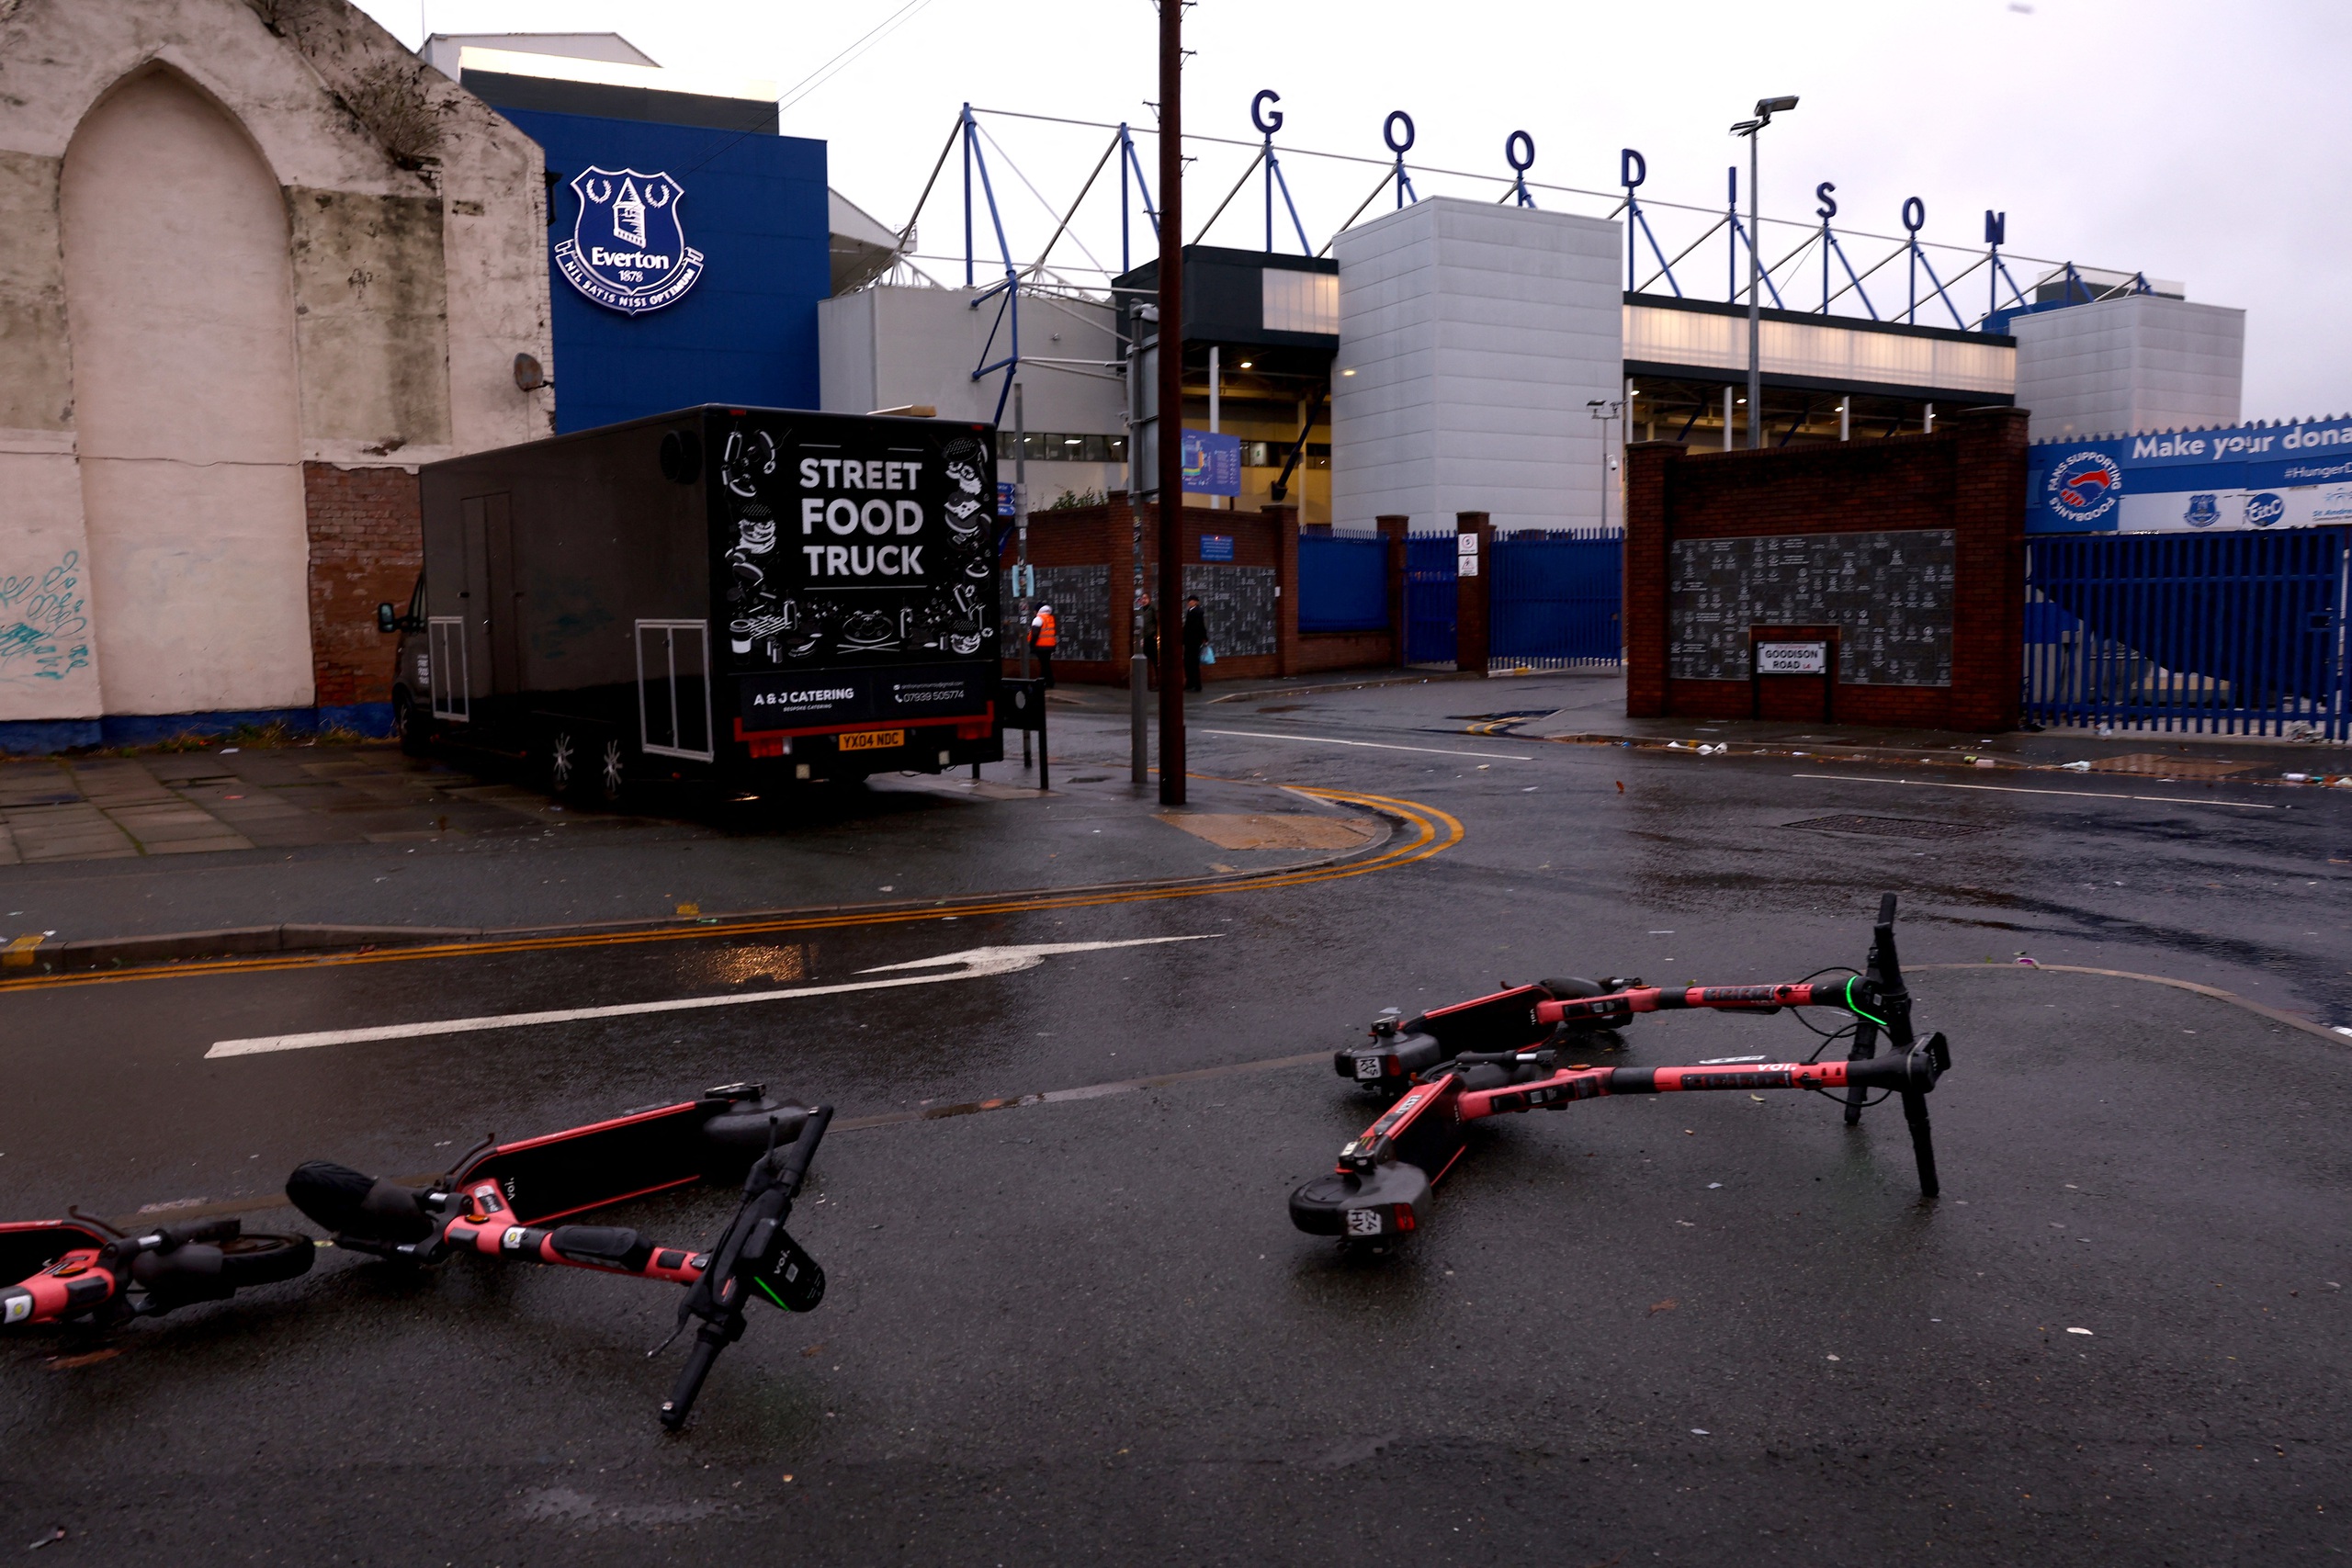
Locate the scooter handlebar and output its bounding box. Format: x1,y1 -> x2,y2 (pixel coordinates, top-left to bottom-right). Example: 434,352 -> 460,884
763,1104 -> 832,1200
660,1322 -> 730,1431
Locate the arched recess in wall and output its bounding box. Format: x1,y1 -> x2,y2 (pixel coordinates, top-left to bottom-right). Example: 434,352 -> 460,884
61,63 -> 313,716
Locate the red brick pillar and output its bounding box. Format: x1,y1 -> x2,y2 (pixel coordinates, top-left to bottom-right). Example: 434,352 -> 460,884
1377,513 -> 1408,668
1453,512 -> 1492,675
1945,406 -> 2029,730
1267,504 -> 1300,676
1622,442 -> 1683,716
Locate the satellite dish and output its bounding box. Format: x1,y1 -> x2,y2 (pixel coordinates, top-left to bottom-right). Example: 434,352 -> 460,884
513,352 -> 549,391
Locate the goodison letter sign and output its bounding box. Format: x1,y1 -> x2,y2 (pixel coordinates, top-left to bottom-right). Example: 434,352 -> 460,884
556,166 -> 706,314
2025,417 -> 2352,534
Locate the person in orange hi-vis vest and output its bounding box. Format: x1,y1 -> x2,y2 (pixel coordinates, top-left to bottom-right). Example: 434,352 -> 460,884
1029,603 -> 1057,688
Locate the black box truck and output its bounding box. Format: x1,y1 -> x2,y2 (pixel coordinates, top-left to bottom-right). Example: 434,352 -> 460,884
381,406 -> 1003,801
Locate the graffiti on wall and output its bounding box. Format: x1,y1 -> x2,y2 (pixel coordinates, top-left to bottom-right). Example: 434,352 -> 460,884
0,550 -> 93,684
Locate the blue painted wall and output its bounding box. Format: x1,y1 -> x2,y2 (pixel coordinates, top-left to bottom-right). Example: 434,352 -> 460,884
502,108 -> 829,433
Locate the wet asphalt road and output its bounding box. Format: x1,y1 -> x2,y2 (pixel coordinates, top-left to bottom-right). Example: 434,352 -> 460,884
4,676 -> 2348,1565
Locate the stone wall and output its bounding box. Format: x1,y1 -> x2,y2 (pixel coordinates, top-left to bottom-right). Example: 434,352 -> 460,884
0,0 -> 552,748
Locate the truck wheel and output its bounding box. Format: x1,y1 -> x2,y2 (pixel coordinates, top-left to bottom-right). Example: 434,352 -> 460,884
594,736 -> 630,807
545,728 -> 581,798
393,693 -> 429,758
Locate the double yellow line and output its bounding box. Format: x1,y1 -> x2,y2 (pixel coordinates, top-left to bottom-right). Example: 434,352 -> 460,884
0,785 -> 1462,994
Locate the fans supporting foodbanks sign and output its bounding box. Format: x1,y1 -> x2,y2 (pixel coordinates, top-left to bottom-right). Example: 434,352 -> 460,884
2025,418 -> 2352,534
555,166 -> 706,314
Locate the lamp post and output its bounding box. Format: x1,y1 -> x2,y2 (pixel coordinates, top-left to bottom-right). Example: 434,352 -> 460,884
1155,0 -> 1186,805
1730,95 -> 1797,450
1587,398 -> 1623,531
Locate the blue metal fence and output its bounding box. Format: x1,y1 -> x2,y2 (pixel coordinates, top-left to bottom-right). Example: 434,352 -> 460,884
1404,534 -> 1457,664
1296,531 -> 1389,632
1491,530 -> 1624,669
2023,527 -> 2350,739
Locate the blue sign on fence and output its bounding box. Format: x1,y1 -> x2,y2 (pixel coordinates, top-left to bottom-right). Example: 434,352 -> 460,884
2027,418 -> 2352,534
1182,430 -> 1242,496
1200,534 -> 1235,562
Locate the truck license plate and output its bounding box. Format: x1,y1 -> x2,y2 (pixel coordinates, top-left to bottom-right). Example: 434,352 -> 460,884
838,729 -> 904,752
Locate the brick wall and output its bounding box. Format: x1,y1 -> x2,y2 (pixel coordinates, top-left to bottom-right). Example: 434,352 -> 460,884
1296,629 -> 1394,673
1624,407 -> 2027,731
1003,497 -> 1296,685
303,462 -> 422,710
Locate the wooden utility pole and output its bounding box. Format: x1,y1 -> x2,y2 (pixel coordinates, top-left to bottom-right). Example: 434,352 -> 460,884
1156,0 -> 1186,805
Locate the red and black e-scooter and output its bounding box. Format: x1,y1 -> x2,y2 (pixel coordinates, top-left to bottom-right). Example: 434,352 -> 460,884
287,1082 -> 831,1429
1292,894 -> 1951,1244
3,1082 -> 796,1342
3,1214 -> 313,1332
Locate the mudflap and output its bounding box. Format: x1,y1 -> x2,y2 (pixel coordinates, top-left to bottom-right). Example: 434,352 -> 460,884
1287,1160 -> 1432,1240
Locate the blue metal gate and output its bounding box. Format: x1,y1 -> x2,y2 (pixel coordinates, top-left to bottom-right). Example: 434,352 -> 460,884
1491,530 -> 1623,668
1404,534 -> 1456,664
2023,526 -> 2350,739
1296,532 -> 1389,632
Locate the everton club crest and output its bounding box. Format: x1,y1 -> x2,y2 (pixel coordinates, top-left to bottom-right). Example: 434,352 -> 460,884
555,167 -> 705,314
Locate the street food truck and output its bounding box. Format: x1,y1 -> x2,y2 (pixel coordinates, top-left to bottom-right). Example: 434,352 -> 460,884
385,407 -> 1002,799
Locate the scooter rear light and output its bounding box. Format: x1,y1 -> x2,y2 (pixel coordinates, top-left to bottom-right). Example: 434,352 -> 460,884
1393,1207 -> 1415,1232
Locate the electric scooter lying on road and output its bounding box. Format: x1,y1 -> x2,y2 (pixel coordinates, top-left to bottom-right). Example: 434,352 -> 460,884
3,1214 -> 314,1330
286,1082 -> 831,1429
1292,894 -> 1951,1245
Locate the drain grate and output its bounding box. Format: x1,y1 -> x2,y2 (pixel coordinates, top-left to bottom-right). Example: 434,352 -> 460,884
1782,814 -> 1990,841
2085,752 -> 2256,779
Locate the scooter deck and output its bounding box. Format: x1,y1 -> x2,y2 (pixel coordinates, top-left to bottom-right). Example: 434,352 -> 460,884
441,1089 -> 802,1227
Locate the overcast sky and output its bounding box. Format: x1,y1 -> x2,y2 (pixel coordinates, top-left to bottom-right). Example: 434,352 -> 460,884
366,0 -> 2352,420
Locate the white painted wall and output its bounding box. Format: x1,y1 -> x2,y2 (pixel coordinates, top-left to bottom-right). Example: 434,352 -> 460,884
2011,293 -> 2245,440
62,69 -> 313,713
1331,198 -> 1623,535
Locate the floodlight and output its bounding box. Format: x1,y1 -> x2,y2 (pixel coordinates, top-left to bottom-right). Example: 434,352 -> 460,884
1757,95 -> 1800,115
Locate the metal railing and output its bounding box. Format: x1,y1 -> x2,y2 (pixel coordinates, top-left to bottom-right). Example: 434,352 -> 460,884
1490,530 -> 1624,670
2023,528 -> 2350,739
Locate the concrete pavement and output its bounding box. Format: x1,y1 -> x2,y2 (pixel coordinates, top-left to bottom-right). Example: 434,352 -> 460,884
0,736 -> 1388,967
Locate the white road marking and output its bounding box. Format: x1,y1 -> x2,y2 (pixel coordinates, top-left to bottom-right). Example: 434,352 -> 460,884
1790,773 -> 2278,810
204,938 -> 1217,1058
1201,729 -> 1532,761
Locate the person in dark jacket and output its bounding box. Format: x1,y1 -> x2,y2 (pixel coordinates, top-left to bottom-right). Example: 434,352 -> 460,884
1181,595 -> 1207,693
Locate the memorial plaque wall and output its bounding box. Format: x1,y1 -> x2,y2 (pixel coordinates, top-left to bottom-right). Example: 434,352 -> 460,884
1001,565 -> 1110,661
1182,564 -> 1276,657
1668,528 -> 1954,686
